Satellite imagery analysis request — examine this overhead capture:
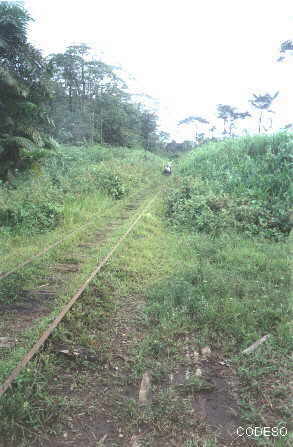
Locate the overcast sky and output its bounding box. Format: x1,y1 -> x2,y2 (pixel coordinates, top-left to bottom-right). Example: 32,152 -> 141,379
24,0 -> 293,141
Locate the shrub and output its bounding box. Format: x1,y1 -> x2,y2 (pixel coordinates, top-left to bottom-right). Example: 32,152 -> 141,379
0,177 -> 64,233
166,134 -> 293,238
0,201 -> 63,232
0,144 -> 164,234
91,162 -> 140,199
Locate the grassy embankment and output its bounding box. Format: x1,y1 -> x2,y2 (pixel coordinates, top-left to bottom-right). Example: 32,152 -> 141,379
0,135 -> 292,446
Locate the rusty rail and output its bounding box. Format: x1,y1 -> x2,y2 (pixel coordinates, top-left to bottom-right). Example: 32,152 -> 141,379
0,220 -> 98,281
0,194 -> 158,397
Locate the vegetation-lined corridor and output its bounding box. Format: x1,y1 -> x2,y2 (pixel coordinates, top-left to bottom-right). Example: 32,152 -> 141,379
0,2 -> 292,446
0,136 -> 291,446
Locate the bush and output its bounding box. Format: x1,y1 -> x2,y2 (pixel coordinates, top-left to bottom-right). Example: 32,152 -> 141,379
91,162 -> 141,199
0,144 -> 164,234
0,177 -> 64,233
166,134 -> 293,239
0,201 -> 63,232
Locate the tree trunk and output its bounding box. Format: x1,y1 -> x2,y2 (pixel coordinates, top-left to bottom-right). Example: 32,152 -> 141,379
69,85 -> 72,112
81,62 -> 85,114
258,111 -> 263,133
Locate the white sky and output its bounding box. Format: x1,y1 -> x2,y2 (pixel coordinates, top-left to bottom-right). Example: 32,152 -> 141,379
23,0 -> 293,141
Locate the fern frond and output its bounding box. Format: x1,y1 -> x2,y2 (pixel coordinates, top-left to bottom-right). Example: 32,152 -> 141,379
18,127 -> 44,147
4,136 -> 36,150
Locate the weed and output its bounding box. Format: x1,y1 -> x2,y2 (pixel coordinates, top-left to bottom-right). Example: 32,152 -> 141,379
0,144 -> 163,234
166,133 -> 293,238
0,273 -> 27,306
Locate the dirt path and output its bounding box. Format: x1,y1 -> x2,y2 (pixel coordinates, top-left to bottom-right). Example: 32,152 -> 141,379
25,288 -> 248,447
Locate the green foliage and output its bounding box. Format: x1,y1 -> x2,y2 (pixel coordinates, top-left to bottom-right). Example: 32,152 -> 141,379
43,136 -> 59,150
0,1 -> 31,53
0,135 -> 51,179
48,45 -> 163,150
0,200 -> 63,232
216,104 -> 250,136
0,177 -> 64,233
0,359 -> 63,439
166,133 -> 293,239
0,273 -> 26,305
92,165 -> 127,199
0,3 -> 165,168
165,177 -> 232,236
91,162 -> 139,199
145,234 -> 291,349
0,144 -> 163,234
0,2 -> 53,180
249,92 -> 279,133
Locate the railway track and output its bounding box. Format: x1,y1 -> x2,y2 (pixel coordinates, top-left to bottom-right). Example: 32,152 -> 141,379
0,192 -> 159,398
0,219 -> 101,281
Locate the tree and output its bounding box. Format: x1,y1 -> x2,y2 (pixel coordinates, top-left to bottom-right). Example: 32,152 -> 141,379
216,104 -> 250,137
281,123 -> 293,132
154,131 -> 170,151
0,1 -> 52,180
47,45 -> 161,149
178,115 -> 209,144
208,125 -> 217,139
166,140 -> 193,155
249,92 -> 279,133
0,4 -> 163,170
216,105 -> 232,135
140,110 -> 158,151
277,40 -> 293,62
0,0 -> 31,55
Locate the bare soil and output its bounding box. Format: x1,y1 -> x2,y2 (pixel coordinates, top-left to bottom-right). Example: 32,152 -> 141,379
23,290 -> 254,447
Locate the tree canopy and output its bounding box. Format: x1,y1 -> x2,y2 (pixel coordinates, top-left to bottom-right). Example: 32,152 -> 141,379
0,2 -> 165,180
0,1 -> 53,180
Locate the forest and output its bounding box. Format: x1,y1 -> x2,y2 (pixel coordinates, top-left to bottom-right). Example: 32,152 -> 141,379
0,1 -> 169,183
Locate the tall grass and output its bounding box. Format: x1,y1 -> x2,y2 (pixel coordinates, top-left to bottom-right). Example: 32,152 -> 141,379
166,133 -> 293,238
179,134 -> 292,198
145,231 -> 291,351
0,145 -> 163,234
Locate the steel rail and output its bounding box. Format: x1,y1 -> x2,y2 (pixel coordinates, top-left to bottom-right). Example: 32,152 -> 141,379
0,189 -> 147,281
0,193 -> 158,397
0,219 -> 98,281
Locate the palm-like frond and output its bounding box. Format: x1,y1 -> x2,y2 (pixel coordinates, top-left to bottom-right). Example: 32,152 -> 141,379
0,1 -> 31,51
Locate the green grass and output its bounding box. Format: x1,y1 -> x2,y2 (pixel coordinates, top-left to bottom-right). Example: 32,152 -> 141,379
166,133 -> 293,238
0,195 -> 291,445
145,230 -> 291,350
0,144 -> 164,235
0,183 -> 162,377
0,145 -> 165,441
0,136 -> 291,445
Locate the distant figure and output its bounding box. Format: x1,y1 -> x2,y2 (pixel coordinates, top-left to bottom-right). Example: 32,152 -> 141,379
163,164 -> 172,175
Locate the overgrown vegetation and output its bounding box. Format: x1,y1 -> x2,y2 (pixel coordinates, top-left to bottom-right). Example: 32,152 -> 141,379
0,144 -> 163,234
0,2 -> 168,181
166,133 -> 292,239
145,232 -> 291,350
0,2 -> 292,445
0,189 -> 291,445
0,1 -> 56,181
